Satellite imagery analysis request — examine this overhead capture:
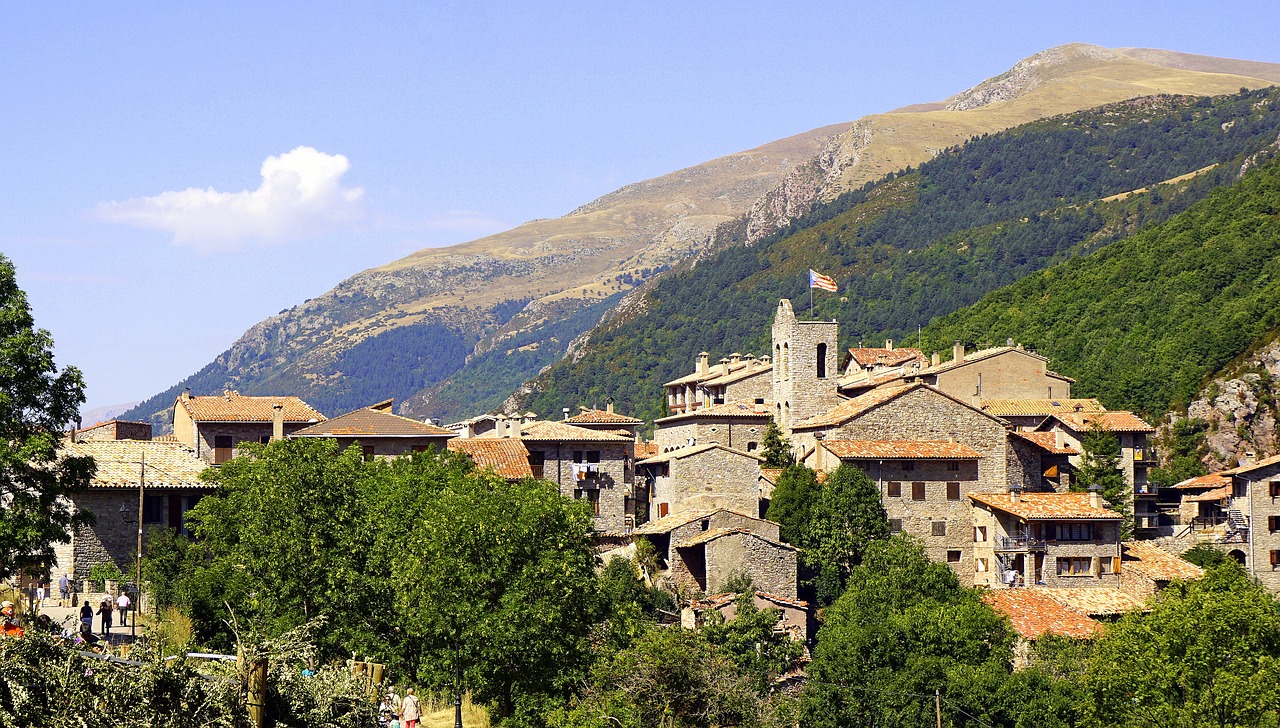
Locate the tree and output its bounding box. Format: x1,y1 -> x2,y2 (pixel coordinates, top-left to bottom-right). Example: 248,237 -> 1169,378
764,464 -> 819,544
1075,424 -> 1131,534
701,592 -> 804,692
1084,564 -> 1280,727
804,464 -> 890,605
1180,544 -> 1232,569
1150,418 -> 1209,488
0,255 -> 93,580
760,422 -> 793,468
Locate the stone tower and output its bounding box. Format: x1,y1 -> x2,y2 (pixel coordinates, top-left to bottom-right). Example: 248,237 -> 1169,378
771,299 -> 841,432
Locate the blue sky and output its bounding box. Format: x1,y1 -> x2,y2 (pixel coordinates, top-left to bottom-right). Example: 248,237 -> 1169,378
1,1 -> 1277,413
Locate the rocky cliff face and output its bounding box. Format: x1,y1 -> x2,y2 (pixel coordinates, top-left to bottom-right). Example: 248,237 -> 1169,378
1183,338 -> 1280,470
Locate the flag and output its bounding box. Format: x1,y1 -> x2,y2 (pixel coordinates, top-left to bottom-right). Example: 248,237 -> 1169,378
809,269 -> 837,292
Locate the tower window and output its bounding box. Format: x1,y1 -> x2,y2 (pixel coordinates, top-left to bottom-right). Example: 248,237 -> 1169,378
816,343 -> 827,378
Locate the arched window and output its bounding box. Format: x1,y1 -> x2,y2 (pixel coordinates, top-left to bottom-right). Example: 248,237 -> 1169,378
782,343 -> 789,379
816,342 -> 827,378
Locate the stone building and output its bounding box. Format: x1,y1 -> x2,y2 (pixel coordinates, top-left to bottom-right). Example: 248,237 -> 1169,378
564,403 -> 644,438
75,420 -> 154,442
682,591 -> 811,642
290,398 -> 455,457
969,490 -> 1125,589
55,435 -> 210,581
1034,411 -> 1157,533
172,390 -> 325,464
904,343 -> 1076,404
638,443 -> 764,517
447,438 -> 534,480
982,589 -> 1103,668
1207,454 -> 1280,592
652,401 -> 771,454
771,299 -> 842,432
664,352 -> 773,414
1118,541 -> 1204,599
979,398 -> 1107,431
444,413 -> 504,439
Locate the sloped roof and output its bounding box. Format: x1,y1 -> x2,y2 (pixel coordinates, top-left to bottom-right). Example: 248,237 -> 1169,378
176,392 -> 325,424
1011,431 -> 1080,455
759,467 -> 783,484
61,438 -> 210,489
447,438 -> 533,480
675,527 -> 797,551
638,443 -> 764,465
969,491 -> 1124,520
981,398 -> 1106,417
655,401 -> 772,424
982,589 -> 1103,640
837,369 -> 908,390
912,346 -> 1065,379
821,439 -> 982,460
634,442 -> 659,460
632,507 -> 773,535
564,407 -> 643,425
1184,485 -> 1232,502
845,346 -> 925,369
292,405 -> 455,438
692,590 -> 810,611
1049,411 -> 1155,433
514,420 -> 632,443
793,383 -> 918,429
1172,472 -> 1232,489
702,363 -> 772,387
1122,542 -> 1205,582
1226,453 -> 1280,476
1035,587 -> 1146,617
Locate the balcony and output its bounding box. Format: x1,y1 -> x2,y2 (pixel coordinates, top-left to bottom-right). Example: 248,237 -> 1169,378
1132,448 -> 1157,465
994,535 -> 1047,552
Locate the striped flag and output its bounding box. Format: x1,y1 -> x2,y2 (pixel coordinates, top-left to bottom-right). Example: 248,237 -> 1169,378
809,269 -> 838,292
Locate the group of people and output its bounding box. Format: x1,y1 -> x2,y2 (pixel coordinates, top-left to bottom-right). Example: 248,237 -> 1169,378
77,592 -> 132,636
378,686 -> 423,728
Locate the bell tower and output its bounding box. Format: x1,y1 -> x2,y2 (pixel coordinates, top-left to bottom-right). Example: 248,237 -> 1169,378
771,299 -> 840,432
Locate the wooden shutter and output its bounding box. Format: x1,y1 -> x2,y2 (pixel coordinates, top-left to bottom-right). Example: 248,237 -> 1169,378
887,481 -> 901,497
947,482 -> 960,501
912,481 -> 926,501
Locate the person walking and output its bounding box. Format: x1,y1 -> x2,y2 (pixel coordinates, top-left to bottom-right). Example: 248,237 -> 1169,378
34,584 -> 44,610
58,574 -> 69,605
115,591 -> 131,627
97,595 -> 113,636
399,687 -> 422,728
79,599 -> 93,634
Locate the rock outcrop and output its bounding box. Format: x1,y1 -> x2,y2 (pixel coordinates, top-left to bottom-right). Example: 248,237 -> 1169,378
1183,338 -> 1280,470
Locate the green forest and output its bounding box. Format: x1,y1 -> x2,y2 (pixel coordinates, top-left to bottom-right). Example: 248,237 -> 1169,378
524,87 -> 1280,423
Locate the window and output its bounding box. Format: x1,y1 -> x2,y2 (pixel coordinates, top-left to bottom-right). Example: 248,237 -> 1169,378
816,343 -> 828,378
902,461 -> 916,471
947,550 -> 962,563
1100,556 -> 1119,575
931,521 -> 947,537
1057,557 -> 1093,576
747,442 -> 758,452
1271,481 -> 1280,497
528,451 -> 545,479
911,482 -> 926,501
658,502 -> 669,518
1051,523 -> 1095,541
362,445 -> 376,461
889,519 -> 902,533
946,482 -> 960,501
577,489 -> 600,516
976,558 -> 988,573
1270,516 -> 1280,533
887,481 -> 902,498
213,435 -> 234,465
259,435 -> 271,444
143,495 -> 166,524
1271,550 -> 1280,567
700,519 -> 710,532
947,461 -> 960,472
572,450 -> 600,464
974,526 -> 987,542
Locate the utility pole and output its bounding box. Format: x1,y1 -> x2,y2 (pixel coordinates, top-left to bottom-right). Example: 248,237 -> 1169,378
454,644 -> 464,728
935,688 -> 942,728
133,453 -> 144,641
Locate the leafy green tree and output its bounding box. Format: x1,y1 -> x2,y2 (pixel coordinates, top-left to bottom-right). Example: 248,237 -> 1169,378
701,593 -> 804,692
1180,544 -> 1232,569
1083,564 -> 1280,727
764,464 -> 819,544
598,556 -> 670,649
805,464 -> 890,605
1074,424 -> 1131,534
760,422 -> 793,468
1150,418 -> 1209,488
0,255 -> 94,580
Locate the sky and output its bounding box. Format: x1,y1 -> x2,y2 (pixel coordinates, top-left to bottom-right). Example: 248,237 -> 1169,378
1,1 -> 1277,414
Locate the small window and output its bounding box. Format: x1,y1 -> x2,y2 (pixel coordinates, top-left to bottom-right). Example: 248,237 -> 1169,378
932,521 -> 947,537
747,442 -> 758,452
700,519 -> 710,532
1057,557 -> 1093,576
587,451 -> 600,463
947,461 -> 960,472
213,434 -> 234,465
889,519 -> 902,533
586,489 -> 601,516
1270,516 -> 1280,533
902,461 -> 916,472
1100,556 -> 1118,575
976,558 -> 988,573
213,435 -> 234,449
362,445 -> 376,461
1271,550 -> 1280,567
259,435 -> 271,444
816,342 -> 828,378
1270,481 -> 1280,497
947,550 -> 962,563
754,399 -> 764,406
946,482 -> 960,501
709,426 -> 718,433
911,482 -> 926,501
573,450 -> 584,464
887,481 -> 902,498
143,495 -> 166,524
974,526 -> 987,542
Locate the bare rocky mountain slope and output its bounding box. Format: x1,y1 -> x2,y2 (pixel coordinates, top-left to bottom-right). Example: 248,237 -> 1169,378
123,44 -> 1280,427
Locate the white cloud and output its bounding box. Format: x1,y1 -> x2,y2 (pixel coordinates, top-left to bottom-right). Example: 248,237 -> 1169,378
97,146 -> 365,253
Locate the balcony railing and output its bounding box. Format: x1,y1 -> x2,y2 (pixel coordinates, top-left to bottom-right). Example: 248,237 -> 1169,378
994,535 -> 1047,552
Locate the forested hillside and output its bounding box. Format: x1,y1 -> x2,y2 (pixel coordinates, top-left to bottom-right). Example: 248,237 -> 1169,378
922,147 -> 1280,417
521,88 -> 1280,422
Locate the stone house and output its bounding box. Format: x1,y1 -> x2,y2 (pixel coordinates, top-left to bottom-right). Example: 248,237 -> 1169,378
904,343 -> 1076,404
1008,431 -> 1080,491
682,590 -> 811,642
1035,411 -> 1158,533
638,443 -> 764,518
75,420 -> 155,442
444,413 -> 503,439
447,438 -> 534,480
631,508 -> 796,598
1208,454 -> 1280,592
564,403 -> 644,438
172,390 -> 325,465
664,352 -> 773,414
969,490 -> 1125,589
289,398 -> 455,457
652,401 -> 772,454
982,589 -> 1103,668
1170,472 -> 1233,531
55,435 -> 210,582
1118,541 -> 1204,599
979,398 -> 1107,432
840,340 -> 926,378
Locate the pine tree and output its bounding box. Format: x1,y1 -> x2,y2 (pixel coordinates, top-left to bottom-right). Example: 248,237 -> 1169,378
760,422 -> 793,468
1074,424 -> 1131,535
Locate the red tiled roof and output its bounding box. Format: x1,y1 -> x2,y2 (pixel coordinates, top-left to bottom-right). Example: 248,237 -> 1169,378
845,346 -> 925,369
292,405 -> 455,438
60,438 -> 210,489
793,383 -> 918,429
1122,542 -> 1204,582
1184,485 -> 1231,502
634,442 -> 659,460
176,391 -> 325,424
821,439 -> 982,460
1034,587 -> 1145,616
759,467 -> 783,484
1226,453 -> 1280,476
1172,472 -> 1231,489
1051,411 -> 1154,433
564,407 -> 643,425
656,401 -> 772,423
447,438 -> 533,480
1011,431 -> 1080,455
981,398 -> 1106,417
515,420 -> 632,443
983,589 -> 1102,640
969,491 -> 1124,520
703,362 -> 772,387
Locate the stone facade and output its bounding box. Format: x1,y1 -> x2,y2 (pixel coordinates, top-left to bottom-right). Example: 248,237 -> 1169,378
643,444 -> 763,517
970,494 -> 1124,590
670,530 -> 799,600
76,420 -> 152,441
653,411 -> 770,454
60,489 -> 206,580
189,422 -> 312,465
525,441 -> 633,534
771,300 -> 841,431
909,344 -> 1074,405
1229,458 -> 1280,593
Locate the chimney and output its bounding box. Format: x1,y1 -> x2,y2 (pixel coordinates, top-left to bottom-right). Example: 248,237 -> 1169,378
1009,486 -> 1021,503
730,352 -> 742,364
271,403 -> 284,442
1244,450 -> 1258,466
1088,484 -> 1103,510
606,398 -> 615,415
697,352 -> 709,375
181,388 -> 190,402
1006,338 -> 1015,347
931,352 -> 940,367
953,342 -> 965,363
562,407 -> 571,421
885,338 -> 894,350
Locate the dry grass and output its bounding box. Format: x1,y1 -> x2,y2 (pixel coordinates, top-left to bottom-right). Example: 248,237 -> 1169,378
415,693 -> 490,728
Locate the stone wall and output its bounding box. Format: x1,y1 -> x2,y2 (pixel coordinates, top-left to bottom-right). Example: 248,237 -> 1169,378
771,300 -> 841,431
193,422 -> 313,464
933,349 -> 1070,404
1007,437 -> 1047,492
653,418 -> 768,454
652,447 -> 761,515
705,533 -> 798,599
62,491 -> 181,580
530,442 -> 632,533
1245,464 -> 1280,594
862,459 -> 981,578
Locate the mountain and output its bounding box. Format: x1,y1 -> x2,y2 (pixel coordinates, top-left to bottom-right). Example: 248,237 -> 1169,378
122,45 -> 1280,429
519,88 -> 1280,423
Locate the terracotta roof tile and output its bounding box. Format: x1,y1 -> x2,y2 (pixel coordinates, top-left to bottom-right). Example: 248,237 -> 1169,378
656,401 -> 772,423
692,590 -> 810,611
845,347 -> 925,369
1172,472 -> 1231,489
1034,587 -> 1145,616
1051,411 -> 1154,433
638,443 -> 763,465
1011,431 -> 1080,455
837,370 -> 908,390
61,438 -> 210,489
914,346 -> 1044,375
821,439 -> 982,460
447,438 -> 533,480
1184,484 -> 1232,502
982,589 -> 1103,639
632,507 -> 772,535
702,363 -> 773,387
1226,453 -> 1280,475
513,420 -> 632,443
292,406 -> 455,438
634,442 -> 659,460
794,383 -> 919,429
759,467 -> 783,484
969,491 -> 1124,520
1122,542 -> 1205,582
564,408 -> 643,425
177,392 -> 325,424
981,398 -> 1106,417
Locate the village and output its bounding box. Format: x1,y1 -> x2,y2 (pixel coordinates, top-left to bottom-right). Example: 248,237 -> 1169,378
43,297 -> 1280,662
